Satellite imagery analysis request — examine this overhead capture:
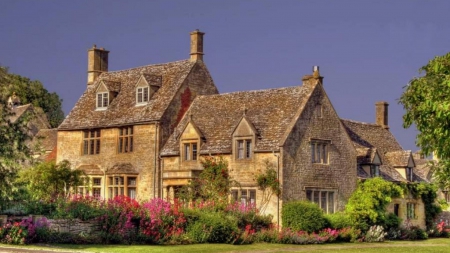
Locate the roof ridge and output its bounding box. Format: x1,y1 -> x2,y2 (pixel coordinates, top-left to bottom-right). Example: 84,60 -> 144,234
341,118 -> 379,127
104,59 -> 191,74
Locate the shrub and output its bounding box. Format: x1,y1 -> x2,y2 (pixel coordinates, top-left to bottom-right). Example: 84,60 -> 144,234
401,226 -> 428,240
383,213 -> 401,230
187,212 -> 239,243
325,212 -> 352,229
364,225 -> 386,242
336,227 -> 361,242
282,201 -> 326,233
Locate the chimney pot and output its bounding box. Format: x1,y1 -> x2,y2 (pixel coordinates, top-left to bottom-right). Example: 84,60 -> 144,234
190,29 -> 205,61
376,101 -> 389,129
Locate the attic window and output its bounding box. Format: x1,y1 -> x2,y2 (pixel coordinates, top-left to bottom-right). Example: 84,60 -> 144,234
136,87 -> 149,104
370,165 -> 380,177
97,92 -> 109,109
406,167 -> 413,181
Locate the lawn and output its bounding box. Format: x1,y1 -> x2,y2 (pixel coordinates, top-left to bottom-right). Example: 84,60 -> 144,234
1,239 -> 450,253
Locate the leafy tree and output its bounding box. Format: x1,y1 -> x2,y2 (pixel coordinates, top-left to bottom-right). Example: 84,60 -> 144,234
180,157 -> 238,206
0,66 -> 64,128
17,160 -> 85,201
0,87 -> 32,210
345,178 -> 403,231
399,52 -> 450,159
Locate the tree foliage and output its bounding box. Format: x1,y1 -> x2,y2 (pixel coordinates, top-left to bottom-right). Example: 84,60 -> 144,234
256,159 -> 281,213
0,66 -> 64,128
399,52 -> 450,159
180,157 -> 238,206
17,160 -> 85,201
345,178 -> 403,231
0,82 -> 32,210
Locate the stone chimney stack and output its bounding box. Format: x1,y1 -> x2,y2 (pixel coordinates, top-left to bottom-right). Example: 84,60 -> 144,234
190,29 -> 204,61
302,66 -> 323,86
87,45 -> 109,85
376,101 -> 389,129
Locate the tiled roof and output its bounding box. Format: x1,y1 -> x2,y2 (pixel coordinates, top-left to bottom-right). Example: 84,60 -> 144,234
341,119 -> 403,158
385,150 -> 412,167
59,59 -> 197,130
107,163 -> 138,174
356,147 -> 378,164
379,165 -> 407,182
161,85 -> 314,156
33,128 -> 57,151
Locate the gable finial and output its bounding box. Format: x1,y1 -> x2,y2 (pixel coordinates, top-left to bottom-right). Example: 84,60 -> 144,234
243,104 -> 247,116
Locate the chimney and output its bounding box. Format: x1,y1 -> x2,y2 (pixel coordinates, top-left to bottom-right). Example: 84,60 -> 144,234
87,45 -> 109,85
302,65 -> 323,86
190,29 -> 204,61
375,101 -> 389,129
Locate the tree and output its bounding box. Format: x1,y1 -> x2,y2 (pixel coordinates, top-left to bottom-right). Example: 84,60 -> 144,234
399,52 -> 450,159
17,160 -> 85,201
0,66 -> 64,128
180,157 -> 238,206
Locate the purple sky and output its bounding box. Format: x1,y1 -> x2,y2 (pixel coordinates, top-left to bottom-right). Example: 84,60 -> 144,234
1,0 -> 449,152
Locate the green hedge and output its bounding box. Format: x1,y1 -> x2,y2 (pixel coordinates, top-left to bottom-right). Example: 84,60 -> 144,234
282,201 -> 326,233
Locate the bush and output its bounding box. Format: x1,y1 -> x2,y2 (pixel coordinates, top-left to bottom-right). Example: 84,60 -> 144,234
401,226 -> 428,240
364,225 -> 386,242
325,212 -> 352,229
383,213 -> 401,230
187,212 -> 239,243
282,201 -> 326,233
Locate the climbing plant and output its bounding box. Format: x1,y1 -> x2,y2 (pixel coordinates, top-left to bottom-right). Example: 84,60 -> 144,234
256,159 -> 281,213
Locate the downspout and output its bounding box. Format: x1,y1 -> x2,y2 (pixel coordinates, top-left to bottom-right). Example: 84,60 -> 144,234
153,122 -> 159,198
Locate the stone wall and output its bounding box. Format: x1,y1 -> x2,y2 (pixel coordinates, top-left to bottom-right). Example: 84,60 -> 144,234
282,83 -> 357,211
47,219 -> 99,234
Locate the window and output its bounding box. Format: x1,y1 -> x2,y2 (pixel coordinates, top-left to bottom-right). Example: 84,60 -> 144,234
231,189 -> 256,206
82,129 -> 101,155
407,203 -> 416,219
92,177 -> 102,198
97,92 -> 109,108
311,141 -> 329,164
108,175 -> 137,199
136,87 -> 149,104
237,139 -> 252,159
306,189 -> 335,213
370,165 -> 380,177
118,126 -> 133,153
406,167 -> 413,181
183,143 -> 198,161
394,204 -> 400,217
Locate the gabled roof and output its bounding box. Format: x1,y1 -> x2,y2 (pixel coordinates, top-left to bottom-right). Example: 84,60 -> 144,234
59,59 -> 198,130
161,85 -> 314,156
33,128 -> 57,151
385,150 -> 414,167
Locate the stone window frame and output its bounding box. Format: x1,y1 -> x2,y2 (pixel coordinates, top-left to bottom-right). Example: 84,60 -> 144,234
310,139 -> 330,164
82,129 -> 101,155
118,126 -> 134,153
77,176 -> 103,198
107,174 -> 138,199
136,86 -> 149,105
305,188 -> 336,214
182,141 -> 198,161
96,92 -> 109,109
235,138 -> 252,160
231,188 -> 256,206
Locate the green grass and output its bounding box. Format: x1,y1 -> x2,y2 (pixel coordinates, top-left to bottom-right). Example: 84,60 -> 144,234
1,238 -> 450,253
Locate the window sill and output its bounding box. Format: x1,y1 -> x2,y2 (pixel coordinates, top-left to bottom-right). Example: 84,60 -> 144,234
135,102 -> 148,107
95,107 -> 108,111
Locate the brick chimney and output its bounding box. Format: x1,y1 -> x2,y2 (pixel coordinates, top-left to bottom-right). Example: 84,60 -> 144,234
375,101 -> 389,129
87,45 -> 109,85
302,66 -> 323,86
190,29 -> 204,61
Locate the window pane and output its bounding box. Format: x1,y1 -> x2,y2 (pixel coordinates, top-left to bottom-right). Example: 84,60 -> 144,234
129,137 -> 133,152
192,143 -> 197,160
250,190 -> 256,204
96,139 -> 100,154
322,144 -> 327,163
321,191 -> 327,212
306,190 -> 312,201
313,191 -> 320,204
143,87 -> 149,102
328,192 -> 334,213
246,141 -> 251,158
317,144 -> 321,163
311,143 -> 315,163
97,94 -> 102,107
237,140 -> 244,159
231,190 -> 238,202
128,188 -> 136,199
184,144 -> 190,160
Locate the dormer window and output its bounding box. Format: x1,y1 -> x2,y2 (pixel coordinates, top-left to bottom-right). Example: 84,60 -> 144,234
237,139 -> 252,159
183,142 -> 198,161
136,87 -> 149,104
370,165 -> 380,177
97,92 -> 109,108
406,167 -> 413,181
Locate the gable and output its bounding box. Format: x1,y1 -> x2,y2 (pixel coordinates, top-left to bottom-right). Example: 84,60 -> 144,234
96,82 -> 109,93
407,154 -> 415,168
135,76 -> 149,88
180,121 -> 202,140
232,116 -> 256,138
373,152 -> 381,164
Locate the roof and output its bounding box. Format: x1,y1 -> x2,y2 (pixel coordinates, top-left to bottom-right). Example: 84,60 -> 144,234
59,59 -> 198,130
161,85 -> 314,156
342,119 -> 427,182
33,128 -> 57,151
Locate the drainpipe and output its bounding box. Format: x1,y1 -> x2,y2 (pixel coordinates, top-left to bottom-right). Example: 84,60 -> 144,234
153,122 -> 159,198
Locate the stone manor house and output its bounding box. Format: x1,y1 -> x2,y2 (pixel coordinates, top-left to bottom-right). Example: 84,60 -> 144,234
56,30 -> 428,227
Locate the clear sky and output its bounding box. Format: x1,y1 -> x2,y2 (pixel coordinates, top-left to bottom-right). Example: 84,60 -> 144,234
1,0 -> 449,152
